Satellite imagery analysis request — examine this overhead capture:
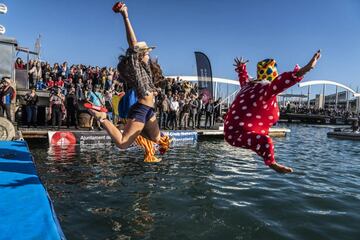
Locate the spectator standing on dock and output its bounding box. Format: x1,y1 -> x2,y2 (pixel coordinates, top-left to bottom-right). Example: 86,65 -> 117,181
49,87 -> 65,130
104,90 -> 113,122
43,63 -> 52,81
60,62 -> 69,79
189,94 -> 199,129
52,63 -> 60,78
15,57 -> 25,70
24,87 -> 39,128
65,87 -> 79,129
169,95 -> 179,130
0,77 -> 16,121
87,85 -> 105,131
213,97 -> 222,124
178,93 -> 185,128
159,94 -> 170,129
204,99 -> 214,129
29,61 -> 42,88
180,98 -> 191,130
76,77 -> 85,101
84,79 -> 93,94
197,95 -> 204,128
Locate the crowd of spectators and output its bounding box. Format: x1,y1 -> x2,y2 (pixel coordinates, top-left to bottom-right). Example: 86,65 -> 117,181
7,57 -> 360,130
15,57 -> 224,130
280,104 -> 360,120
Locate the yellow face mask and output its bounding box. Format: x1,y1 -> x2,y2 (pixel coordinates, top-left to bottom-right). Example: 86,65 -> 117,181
257,59 -> 278,81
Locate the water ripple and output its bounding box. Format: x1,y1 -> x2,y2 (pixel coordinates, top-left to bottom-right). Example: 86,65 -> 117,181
30,125 -> 360,240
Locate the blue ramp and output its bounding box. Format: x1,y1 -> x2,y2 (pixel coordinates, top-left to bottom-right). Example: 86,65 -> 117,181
0,141 -> 65,240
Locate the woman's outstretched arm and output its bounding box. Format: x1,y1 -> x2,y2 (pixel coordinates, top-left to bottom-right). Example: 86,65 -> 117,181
118,4 -> 137,48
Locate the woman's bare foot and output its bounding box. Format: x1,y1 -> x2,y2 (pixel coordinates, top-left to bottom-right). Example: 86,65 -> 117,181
144,155 -> 162,163
269,163 -> 293,174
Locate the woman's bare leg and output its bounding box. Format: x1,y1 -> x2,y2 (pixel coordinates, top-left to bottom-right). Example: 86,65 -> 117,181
89,109 -> 145,149
141,115 -> 161,143
101,118 -> 145,149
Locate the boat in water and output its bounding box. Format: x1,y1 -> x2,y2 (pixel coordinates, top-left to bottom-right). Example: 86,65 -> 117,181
327,127 -> 360,141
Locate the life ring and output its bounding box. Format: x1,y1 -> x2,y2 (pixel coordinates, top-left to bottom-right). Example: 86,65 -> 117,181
0,117 -> 16,140
50,131 -> 76,146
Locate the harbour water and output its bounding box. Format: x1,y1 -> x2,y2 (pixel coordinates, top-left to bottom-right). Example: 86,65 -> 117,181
30,125 -> 360,240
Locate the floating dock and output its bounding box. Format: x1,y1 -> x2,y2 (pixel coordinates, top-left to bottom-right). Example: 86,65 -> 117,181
0,141 -> 65,240
19,127 -> 290,141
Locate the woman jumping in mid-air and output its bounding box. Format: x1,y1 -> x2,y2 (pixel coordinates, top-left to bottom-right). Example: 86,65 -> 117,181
224,50 -> 321,173
89,3 -> 170,156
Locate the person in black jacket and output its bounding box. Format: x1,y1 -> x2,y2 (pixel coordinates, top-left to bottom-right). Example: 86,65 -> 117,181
204,99 -> 214,129
0,77 -> 16,122
65,87 -> 79,129
189,94 -> 199,129
24,87 -> 39,128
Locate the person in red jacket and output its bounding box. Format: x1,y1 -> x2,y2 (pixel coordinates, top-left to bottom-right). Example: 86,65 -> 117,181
54,76 -> 64,89
224,50 -> 321,173
47,76 -> 55,90
15,57 -> 25,70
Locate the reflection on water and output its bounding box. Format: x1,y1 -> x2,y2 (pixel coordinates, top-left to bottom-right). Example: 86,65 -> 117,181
31,125 -> 360,240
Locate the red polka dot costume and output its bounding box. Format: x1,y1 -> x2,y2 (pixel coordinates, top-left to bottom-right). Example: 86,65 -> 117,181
224,59 -> 303,166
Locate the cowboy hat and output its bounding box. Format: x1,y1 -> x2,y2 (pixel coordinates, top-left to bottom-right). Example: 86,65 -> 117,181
133,41 -> 155,53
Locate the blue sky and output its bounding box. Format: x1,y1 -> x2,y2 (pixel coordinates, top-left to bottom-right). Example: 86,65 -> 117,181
1,0 -> 360,96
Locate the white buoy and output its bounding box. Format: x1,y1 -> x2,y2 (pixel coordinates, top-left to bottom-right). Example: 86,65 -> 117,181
0,3 -> 7,14
0,24 -> 5,35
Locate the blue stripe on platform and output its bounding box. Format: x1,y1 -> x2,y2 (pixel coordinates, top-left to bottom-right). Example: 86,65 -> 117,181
0,141 -> 65,240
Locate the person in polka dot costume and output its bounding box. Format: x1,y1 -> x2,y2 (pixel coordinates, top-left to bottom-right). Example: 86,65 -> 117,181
224,50 -> 321,173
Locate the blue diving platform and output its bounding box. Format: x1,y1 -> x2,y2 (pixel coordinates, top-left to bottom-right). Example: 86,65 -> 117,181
0,141 -> 65,240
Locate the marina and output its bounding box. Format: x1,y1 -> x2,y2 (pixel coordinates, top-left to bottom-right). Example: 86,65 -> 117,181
1,1 -> 360,239
29,125 -> 360,239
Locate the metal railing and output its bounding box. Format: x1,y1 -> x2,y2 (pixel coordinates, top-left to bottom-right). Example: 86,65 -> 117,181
213,88 -> 240,110
211,89 -> 240,126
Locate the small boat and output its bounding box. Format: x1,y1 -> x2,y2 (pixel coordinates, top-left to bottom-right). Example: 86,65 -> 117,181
327,128 -> 360,141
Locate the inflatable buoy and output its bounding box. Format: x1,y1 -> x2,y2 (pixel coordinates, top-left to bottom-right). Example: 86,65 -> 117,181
83,103 -> 108,113
0,117 -> 16,140
50,131 -> 76,146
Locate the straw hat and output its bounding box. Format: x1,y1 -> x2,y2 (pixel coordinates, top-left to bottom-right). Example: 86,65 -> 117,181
133,41 -> 155,53
1,76 -> 11,83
